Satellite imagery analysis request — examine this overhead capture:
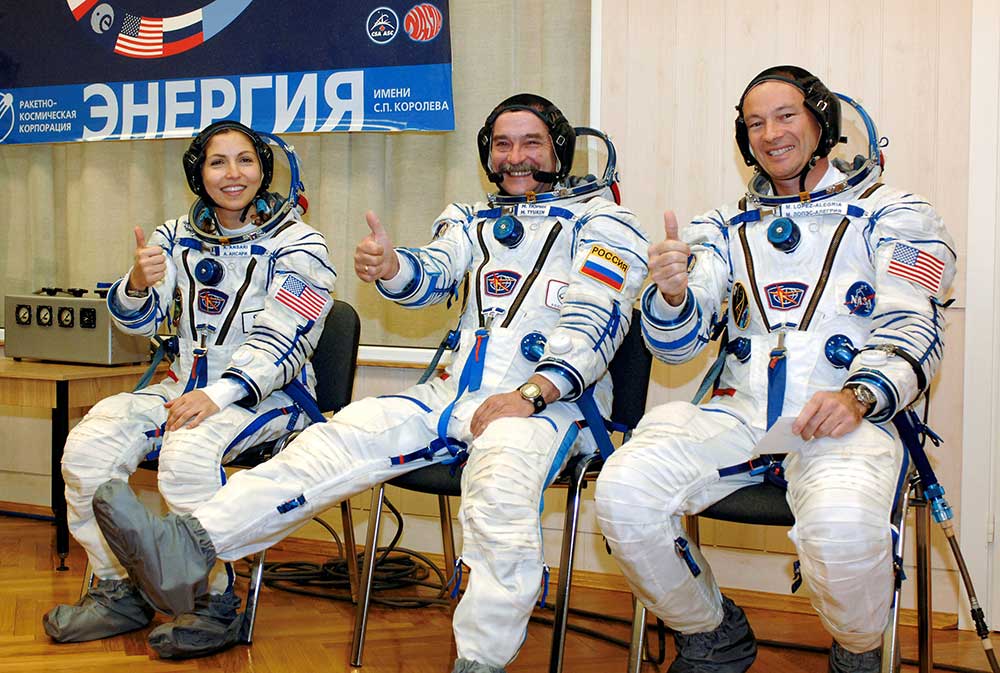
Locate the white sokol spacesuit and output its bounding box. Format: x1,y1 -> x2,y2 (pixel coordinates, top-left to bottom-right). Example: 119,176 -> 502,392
596,98 -> 956,658
173,183 -> 647,667
61,204 -> 337,590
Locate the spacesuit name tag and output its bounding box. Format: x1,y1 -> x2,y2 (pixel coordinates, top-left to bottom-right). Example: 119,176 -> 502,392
209,244 -> 254,257
516,204 -> 553,218
778,202 -> 852,219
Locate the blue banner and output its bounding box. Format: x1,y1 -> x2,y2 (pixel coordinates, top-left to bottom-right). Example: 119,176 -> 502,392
0,1 -> 454,144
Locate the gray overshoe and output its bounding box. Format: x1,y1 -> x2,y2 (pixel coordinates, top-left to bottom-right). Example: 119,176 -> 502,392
43,578 -> 154,642
669,595 -> 757,672
452,658 -> 506,673
93,479 -> 216,617
828,641 -> 881,673
147,590 -> 244,659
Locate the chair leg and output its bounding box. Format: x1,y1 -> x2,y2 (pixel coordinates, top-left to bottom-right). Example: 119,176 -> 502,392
340,499 -> 360,603
80,562 -> 95,598
350,484 -> 386,668
627,598 -> 648,673
240,549 -> 267,644
881,481 -> 912,672
914,490 -> 933,673
437,494 -> 457,612
548,453 -> 598,673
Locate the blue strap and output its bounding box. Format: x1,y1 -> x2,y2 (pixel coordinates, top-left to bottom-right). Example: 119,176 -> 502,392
674,537 -> 701,577
766,343 -> 787,430
183,348 -> 208,394
435,329 -> 489,456
282,378 -> 326,424
539,565 -> 551,608
576,386 -> 615,461
692,345 -> 728,405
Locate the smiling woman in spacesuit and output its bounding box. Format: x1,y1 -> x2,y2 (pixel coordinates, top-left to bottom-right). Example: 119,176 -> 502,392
42,120 -> 337,659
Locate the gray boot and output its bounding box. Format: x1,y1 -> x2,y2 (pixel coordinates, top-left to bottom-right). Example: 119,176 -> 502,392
828,641 -> 881,673
43,578 -> 154,642
93,479 -> 216,617
452,658 -> 506,673
147,590 -> 244,659
669,595 -> 757,672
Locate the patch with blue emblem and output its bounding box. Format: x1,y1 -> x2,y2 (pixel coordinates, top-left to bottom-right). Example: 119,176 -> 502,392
732,282 -> 750,329
197,288 -> 229,315
484,270 -> 521,297
844,281 -> 876,316
764,282 -> 808,311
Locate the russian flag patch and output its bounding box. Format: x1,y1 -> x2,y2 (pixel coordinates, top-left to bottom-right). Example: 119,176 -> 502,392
580,244 -> 628,292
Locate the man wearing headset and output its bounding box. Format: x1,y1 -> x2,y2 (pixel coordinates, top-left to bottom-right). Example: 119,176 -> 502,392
91,93 -> 648,672
43,121 -> 337,659
595,67 -> 956,672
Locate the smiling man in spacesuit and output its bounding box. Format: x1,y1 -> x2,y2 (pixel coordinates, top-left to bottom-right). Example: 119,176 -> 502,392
595,66 -> 956,672
91,93 -> 648,672
43,120 -> 337,658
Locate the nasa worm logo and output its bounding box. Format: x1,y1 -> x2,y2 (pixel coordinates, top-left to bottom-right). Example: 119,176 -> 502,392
404,3 -> 443,42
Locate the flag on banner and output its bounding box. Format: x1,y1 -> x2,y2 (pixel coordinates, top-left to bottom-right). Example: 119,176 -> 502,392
887,243 -> 945,293
114,14 -> 164,57
275,275 -> 328,320
113,11 -> 206,58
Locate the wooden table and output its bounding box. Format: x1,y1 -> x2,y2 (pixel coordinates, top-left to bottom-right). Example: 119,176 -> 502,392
0,357 -> 156,570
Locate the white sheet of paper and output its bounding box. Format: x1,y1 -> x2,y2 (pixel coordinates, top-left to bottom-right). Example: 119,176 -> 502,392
755,417 -> 807,455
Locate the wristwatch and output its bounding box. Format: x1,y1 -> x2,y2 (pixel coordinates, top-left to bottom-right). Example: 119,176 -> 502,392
843,383 -> 877,416
518,382 -> 547,414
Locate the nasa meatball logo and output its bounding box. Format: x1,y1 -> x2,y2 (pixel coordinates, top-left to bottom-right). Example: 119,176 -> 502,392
844,281 -> 876,317
367,7 -> 399,44
0,92 -> 14,143
405,3 -> 443,41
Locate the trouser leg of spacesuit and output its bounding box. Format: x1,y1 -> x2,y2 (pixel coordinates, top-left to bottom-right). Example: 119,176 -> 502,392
61,391 -> 168,579
94,381 -> 459,618
148,400 -> 307,657
595,401 -> 760,633
784,422 -> 903,655
45,391 -> 167,642
156,398 -> 305,594
196,380 -> 457,560
451,411 -> 586,669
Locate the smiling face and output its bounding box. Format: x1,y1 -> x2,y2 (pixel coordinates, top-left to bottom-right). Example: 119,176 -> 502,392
741,80 -> 825,195
489,110 -> 558,195
201,130 -> 264,229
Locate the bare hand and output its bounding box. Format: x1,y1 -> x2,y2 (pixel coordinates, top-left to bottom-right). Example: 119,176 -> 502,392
164,391 -> 220,432
354,211 -> 400,283
128,227 -> 167,292
648,211 -> 690,306
470,376 -> 559,437
470,391 -> 535,438
791,389 -> 866,440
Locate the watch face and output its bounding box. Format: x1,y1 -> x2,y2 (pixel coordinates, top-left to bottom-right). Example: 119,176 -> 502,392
520,383 -> 541,398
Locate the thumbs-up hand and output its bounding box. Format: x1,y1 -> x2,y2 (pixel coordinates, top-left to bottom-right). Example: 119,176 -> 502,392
127,226 -> 166,293
648,211 -> 691,307
355,210 -> 400,283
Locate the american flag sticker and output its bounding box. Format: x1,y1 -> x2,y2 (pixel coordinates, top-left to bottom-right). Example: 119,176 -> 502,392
275,276 -> 328,321
887,243 -> 945,294
580,245 -> 628,292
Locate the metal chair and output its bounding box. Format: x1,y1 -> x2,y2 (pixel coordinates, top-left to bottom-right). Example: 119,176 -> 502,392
350,309 -> 653,672
81,299 -> 362,645
626,463 -> 931,673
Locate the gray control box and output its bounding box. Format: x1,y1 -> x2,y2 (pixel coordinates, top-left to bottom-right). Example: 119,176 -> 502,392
5,294 -> 151,365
